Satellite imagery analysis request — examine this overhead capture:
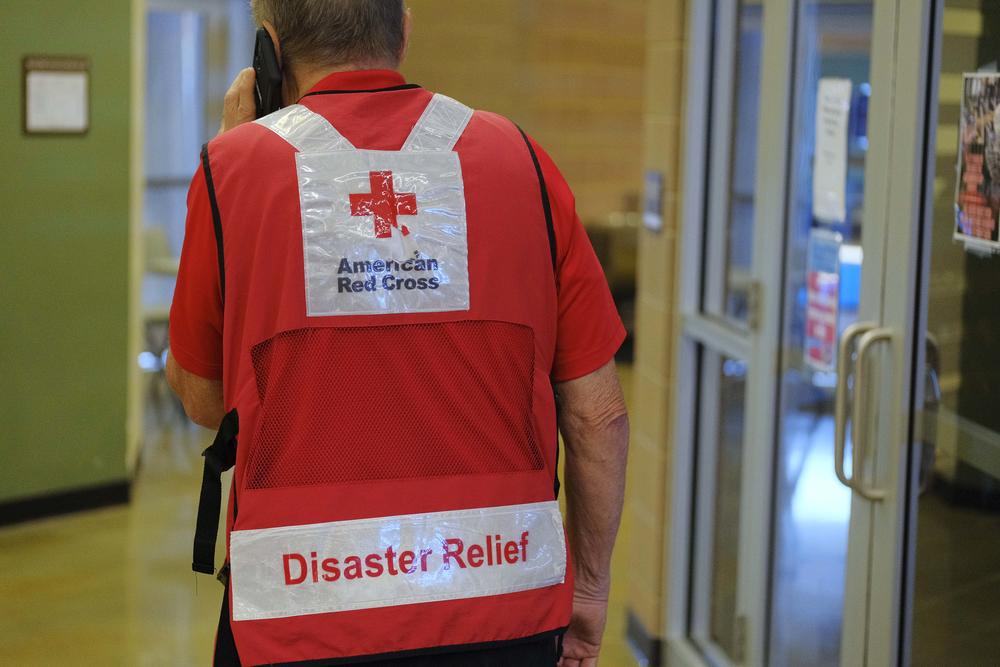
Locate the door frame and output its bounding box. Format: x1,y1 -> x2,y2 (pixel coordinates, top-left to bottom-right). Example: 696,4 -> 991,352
664,1 -> 794,665
839,0 -> 938,664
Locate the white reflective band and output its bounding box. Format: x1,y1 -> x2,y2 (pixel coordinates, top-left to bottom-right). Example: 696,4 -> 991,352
400,94 -> 474,153
257,94 -> 472,155
229,501 -> 566,622
255,105 -> 355,154
254,94 -> 474,317
298,150 -> 470,316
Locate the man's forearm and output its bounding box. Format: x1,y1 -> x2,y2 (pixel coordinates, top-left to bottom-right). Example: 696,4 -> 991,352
563,413 -> 629,596
166,352 -> 225,430
557,362 -> 630,597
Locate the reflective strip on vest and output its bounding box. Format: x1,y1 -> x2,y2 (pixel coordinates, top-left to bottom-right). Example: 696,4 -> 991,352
255,93 -> 472,155
229,501 -> 567,621
400,94 -> 474,152
255,104 -> 355,153
256,92 -> 474,317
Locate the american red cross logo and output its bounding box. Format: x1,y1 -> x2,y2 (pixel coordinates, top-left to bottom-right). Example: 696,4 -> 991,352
349,171 -> 417,239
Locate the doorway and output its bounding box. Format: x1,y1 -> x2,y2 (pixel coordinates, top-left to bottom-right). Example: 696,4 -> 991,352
666,1 -> 999,665
137,0 -> 253,429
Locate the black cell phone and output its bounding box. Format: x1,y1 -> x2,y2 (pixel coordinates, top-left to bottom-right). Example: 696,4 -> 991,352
253,28 -> 283,118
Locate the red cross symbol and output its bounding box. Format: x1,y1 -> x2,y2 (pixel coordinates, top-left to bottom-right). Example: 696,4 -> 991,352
349,171 -> 417,239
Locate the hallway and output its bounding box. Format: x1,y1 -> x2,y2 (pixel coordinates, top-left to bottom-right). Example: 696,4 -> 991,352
0,421 -> 219,664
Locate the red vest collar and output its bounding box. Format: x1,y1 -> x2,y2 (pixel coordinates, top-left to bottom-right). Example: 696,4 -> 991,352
301,70 -> 413,98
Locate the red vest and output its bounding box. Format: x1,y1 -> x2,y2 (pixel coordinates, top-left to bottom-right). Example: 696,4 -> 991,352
195,91 -> 573,665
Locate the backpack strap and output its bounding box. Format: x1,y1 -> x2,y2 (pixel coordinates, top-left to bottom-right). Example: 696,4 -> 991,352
255,105 -> 355,153
192,409 -> 239,576
400,93 -> 474,153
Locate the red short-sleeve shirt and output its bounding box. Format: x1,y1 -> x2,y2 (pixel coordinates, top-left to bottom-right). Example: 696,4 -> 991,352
169,70 -> 624,384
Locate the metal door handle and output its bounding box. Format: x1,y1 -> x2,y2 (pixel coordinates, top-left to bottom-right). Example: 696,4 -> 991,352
835,323 -> 876,491
851,328 -> 893,501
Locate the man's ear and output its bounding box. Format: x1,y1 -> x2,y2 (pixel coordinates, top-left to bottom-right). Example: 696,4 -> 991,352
399,9 -> 413,66
262,19 -> 282,66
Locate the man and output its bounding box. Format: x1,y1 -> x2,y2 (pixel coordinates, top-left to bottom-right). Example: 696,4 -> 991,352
167,2 -> 628,665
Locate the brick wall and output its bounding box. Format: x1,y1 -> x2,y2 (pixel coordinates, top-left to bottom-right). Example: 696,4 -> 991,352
402,0 -> 647,222
626,0 -> 688,653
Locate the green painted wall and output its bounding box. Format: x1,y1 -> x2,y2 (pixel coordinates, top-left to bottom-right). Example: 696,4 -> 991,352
0,1 -> 133,502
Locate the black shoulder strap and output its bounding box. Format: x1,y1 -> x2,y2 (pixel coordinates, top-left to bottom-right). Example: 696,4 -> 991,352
200,143 -> 226,304
516,126 -> 562,498
192,409 -> 239,575
516,126 -> 558,273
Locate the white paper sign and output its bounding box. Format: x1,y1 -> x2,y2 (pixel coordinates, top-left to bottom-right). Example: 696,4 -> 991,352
26,71 -> 89,133
813,78 -> 852,224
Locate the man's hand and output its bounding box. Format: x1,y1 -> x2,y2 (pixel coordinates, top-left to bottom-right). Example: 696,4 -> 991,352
558,594 -> 608,667
219,67 -> 257,136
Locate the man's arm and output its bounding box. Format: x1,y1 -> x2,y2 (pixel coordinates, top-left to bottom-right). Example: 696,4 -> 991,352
165,68 -> 256,432
166,352 -> 225,430
556,359 -> 630,667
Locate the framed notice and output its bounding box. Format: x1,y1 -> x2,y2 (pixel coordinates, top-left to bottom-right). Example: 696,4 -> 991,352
804,228 -> 842,374
23,56 -> 90,135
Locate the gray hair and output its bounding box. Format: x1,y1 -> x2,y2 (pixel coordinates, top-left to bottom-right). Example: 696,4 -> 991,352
251,0 -> 406,69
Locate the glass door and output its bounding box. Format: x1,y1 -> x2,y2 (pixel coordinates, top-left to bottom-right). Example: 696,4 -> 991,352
766,3 -> 888,666
839,0 -> 1000,664
672,3 -> 767,665
909,7 -> 1000,657
671,1 -> 926,665
907,4 -> 1000,662
749,0 -> 935,663
668,1 -> 902,665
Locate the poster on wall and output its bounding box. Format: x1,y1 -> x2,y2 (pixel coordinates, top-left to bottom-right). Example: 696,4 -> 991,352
812,78 -> 852,224
956,73 -> 1000,251
805,228 -> 842,374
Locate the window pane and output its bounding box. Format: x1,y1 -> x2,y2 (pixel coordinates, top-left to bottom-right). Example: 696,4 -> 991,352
692,348 -> 748,661
723,3 -> 763,322
709,355 -> 748,654
768,3 -> 873,666
910,5 -> 1000,664
703,1 -> 763,324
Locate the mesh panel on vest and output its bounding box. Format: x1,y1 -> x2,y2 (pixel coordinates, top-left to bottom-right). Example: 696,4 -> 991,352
246,321 -> 542,489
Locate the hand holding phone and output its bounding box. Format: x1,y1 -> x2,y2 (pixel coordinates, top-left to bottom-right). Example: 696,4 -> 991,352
218,68 -> 257,136
219,67 -> 257,134
253,28 -> 283,118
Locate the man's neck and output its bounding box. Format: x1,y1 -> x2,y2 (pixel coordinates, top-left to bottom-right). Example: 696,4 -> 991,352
286,63 -> 398,104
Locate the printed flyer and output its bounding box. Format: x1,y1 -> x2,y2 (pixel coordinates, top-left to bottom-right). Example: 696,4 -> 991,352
956,74 -> 1000,250
805,229 -> 842,374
